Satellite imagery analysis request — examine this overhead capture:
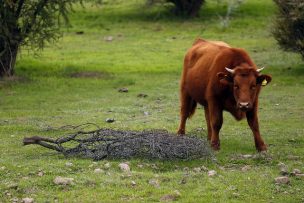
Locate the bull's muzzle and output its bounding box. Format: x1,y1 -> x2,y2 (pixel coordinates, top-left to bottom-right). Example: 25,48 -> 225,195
238,102 -> 251,111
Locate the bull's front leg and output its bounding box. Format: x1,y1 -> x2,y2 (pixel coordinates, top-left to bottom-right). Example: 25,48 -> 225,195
246,106 -> 267,151
208,101 -> 223,150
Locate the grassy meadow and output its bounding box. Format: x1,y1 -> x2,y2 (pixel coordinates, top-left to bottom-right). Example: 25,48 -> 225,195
0,0 -> 304,202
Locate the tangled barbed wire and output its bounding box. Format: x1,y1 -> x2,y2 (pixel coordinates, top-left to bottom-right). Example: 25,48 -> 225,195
23,124 -> 213,160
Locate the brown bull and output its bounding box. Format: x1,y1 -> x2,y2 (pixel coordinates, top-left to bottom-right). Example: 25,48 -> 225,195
178,38 -> 272,151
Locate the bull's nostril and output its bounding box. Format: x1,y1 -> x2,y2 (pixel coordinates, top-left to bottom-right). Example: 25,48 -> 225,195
239,102 -> 250,108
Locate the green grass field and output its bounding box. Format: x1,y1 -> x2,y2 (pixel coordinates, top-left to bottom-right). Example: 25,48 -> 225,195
0,0 -> 304,202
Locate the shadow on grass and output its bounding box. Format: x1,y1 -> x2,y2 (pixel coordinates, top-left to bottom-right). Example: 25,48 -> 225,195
281,63 -> 304,76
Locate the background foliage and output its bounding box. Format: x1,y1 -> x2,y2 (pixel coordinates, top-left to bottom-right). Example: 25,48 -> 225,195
273,0 -> 304,58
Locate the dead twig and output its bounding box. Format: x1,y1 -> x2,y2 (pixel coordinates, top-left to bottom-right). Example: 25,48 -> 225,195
23,127 -> 213,161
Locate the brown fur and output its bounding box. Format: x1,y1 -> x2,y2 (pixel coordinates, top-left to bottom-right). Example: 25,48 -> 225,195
178,38 -> 272,151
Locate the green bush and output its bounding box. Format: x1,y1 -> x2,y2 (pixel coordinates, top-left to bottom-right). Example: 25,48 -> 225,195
167,0 -> 205,17
273,0 -> 304,58
147,0 -> 205,17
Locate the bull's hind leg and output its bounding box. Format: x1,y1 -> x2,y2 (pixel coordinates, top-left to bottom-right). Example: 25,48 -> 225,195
177,92 -> 196,135
208,101 -> 223,150
204,105 -> 212,140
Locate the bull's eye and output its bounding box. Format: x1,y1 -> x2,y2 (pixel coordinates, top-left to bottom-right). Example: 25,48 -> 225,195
250,85 -> 256,90
234,85 -> 239,90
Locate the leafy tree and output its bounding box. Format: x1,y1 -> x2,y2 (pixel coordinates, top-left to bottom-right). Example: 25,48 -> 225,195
273,0 -> 304,59
0,0 -> 81,77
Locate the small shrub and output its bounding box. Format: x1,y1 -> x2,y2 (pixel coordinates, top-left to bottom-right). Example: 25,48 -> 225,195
167,0 -> 206,17
147,0 -> 206,17
273,0 -> 304,59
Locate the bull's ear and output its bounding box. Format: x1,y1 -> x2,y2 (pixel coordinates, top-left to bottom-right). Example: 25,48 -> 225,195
217,72 -> 233,85
257,74 -> 272,86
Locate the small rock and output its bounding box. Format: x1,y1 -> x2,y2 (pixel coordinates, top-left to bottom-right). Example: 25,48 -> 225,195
0,166 -> 6,170
137,93 -> 148,98
11,197 -> 19,203
118,87 -> 128,93
53,176 -> 74,185
65,162 -> 73,167
160,194 -> 176,202
292,169 -> 301,174
105,118 -> 115,123
149,179 -> 160,188
144,111 -> 150,116
295,173 -> 304,177
104,36 -> 114,42
5,191 -> 11,197
241,165 -> 251,172
22,197 -> 34,203
94,168 -> 104,173
151,164 -> 158,169
160,190 -> 181,202
242,154 -> 253,159
118,163 -> 130,172
274,176 -> 290,184
137,164 -> 144,168
104,162 -> 111,169
37,171 -> 44,177
208,170 -> 217,177
131,181 -> 136,186
201,166 -> 208,171
232,192 -> 240,197
278,162 -> 288,175
173,190 -> 181,197
193,167 -> 201,173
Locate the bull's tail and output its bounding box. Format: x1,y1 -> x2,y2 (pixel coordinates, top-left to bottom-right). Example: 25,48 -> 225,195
188,99 -> 197,118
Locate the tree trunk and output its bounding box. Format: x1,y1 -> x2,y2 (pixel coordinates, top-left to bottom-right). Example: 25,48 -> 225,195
0,43 -> 18,77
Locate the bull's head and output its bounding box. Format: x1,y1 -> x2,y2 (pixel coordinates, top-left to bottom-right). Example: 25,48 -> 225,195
217,65 -> 272,111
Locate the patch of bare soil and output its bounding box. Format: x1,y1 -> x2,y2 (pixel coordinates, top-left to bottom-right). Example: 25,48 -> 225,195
0,75 -> 30,88
68,71 -> 111,79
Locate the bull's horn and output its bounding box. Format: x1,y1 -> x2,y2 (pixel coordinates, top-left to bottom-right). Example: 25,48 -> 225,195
257,67 -> 265,73
225,67 -> 235,74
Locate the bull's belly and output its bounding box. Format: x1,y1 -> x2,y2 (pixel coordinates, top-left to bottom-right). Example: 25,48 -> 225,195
185,84 -> 207,105
185,74 -> 207,106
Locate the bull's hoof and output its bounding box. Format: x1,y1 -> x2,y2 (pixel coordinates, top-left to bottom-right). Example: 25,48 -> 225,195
211,141 -> 220,151
177,129 -> 185,135
256,144 -> 267,152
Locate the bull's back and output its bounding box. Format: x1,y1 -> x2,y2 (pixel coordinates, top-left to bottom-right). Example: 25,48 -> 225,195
181,39 -> 230,104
